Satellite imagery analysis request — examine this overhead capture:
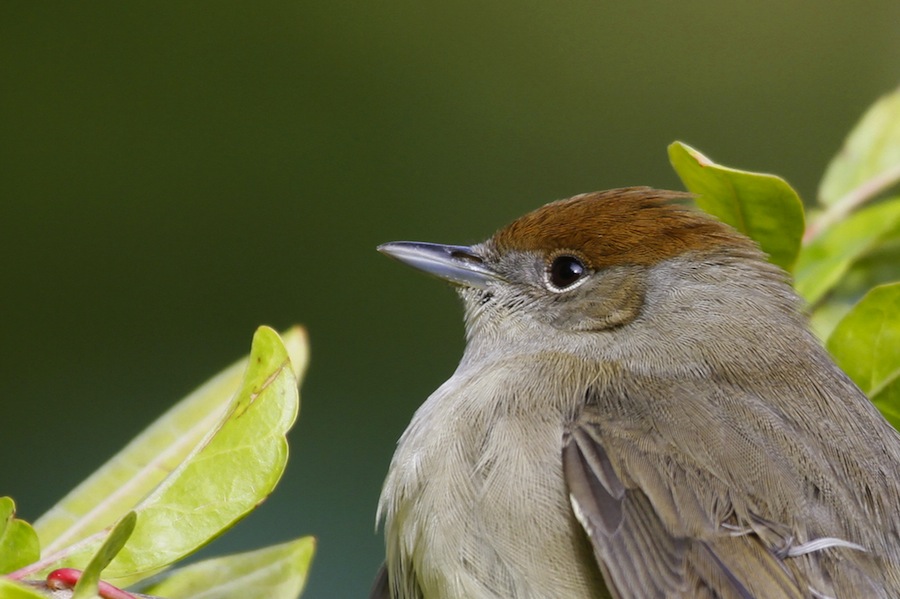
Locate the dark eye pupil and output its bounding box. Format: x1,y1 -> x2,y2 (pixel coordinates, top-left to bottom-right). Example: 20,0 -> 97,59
549,255 -> 585,289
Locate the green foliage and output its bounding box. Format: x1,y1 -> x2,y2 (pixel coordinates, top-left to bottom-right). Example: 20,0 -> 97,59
0,499 -> 39,575
669,141 -> 805,271
799,87 -> 900,339
140,537 -> 315,599
1,326 -> 312,599
827,284 -> 900,429
818,89 -> 900,208
672,86 -> 900,427
35,329 -> 306,553
70,512 -> 136,599
793,198 -> 900,307
0,579 -> 45,599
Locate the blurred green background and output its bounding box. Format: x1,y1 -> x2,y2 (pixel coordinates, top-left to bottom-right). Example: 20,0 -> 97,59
2,2 -> 899,597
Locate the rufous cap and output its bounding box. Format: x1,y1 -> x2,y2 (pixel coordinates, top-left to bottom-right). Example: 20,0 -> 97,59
492,187 -> 756,268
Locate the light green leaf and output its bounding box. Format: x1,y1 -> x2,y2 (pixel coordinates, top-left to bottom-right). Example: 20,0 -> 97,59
826,283 -> 900,428
0,497 -> 40,575
810,300 -> 854,344
819,87 -> 900,208
668,141 -> 805,272
795,197 -> 900,305
36,327 -> 308,555
71,512 -> 136,599
0,579 -> 47,599
141,537 -> 316,599
808,218 -> 900,340
27,326 -> 307,585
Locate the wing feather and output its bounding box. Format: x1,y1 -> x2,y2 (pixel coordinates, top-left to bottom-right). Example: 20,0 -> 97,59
564,421 -> 807,598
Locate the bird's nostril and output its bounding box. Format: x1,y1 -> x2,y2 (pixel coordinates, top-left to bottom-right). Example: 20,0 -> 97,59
451,250 -> 484,264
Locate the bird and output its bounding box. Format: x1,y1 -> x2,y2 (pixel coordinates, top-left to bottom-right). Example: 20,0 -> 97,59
370,187 -> 900,599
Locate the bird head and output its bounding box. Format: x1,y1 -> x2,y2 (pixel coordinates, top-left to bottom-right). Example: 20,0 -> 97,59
379,187 -> 802,367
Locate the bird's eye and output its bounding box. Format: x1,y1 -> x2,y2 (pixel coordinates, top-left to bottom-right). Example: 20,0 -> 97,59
547,255 -> 587,291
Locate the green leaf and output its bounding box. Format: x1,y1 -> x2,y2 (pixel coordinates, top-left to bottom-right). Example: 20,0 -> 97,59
71,512 -> 137,599
28,326 -> 307,586
809,300 -> 854,345
808,227 -> 900,341
36,327 -> 308,556
140,537 -> 316,599
0,497 -> 40,575
0,579 -> 47,599
826,283 -> 900,428
794,197 -> 900,305
668,141 -> 805,272
819,87 -> 900,208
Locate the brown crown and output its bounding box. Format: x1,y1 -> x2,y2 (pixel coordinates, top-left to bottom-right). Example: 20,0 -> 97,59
492,187 -> 755,268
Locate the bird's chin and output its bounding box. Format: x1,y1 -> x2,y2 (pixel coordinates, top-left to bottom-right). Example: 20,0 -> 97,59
458,287 -> 492,319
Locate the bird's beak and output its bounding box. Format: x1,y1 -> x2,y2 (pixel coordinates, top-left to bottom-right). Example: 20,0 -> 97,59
377,241 -> 500,289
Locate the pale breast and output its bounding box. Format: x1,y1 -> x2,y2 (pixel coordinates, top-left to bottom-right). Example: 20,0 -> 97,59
378,360 -> 606,599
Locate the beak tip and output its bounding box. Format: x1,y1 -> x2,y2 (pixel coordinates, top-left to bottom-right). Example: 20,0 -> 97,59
376,242 -> 404,260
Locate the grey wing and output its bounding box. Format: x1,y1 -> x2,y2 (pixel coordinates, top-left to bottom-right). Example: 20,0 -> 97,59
563,421 -> 807,599
560,362 -> 900,599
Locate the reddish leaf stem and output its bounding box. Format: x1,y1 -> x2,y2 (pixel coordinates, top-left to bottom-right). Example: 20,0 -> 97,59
46,568 -> 137,599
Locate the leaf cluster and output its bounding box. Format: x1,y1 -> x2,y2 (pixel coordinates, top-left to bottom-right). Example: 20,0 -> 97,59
1,327 -> 313,599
